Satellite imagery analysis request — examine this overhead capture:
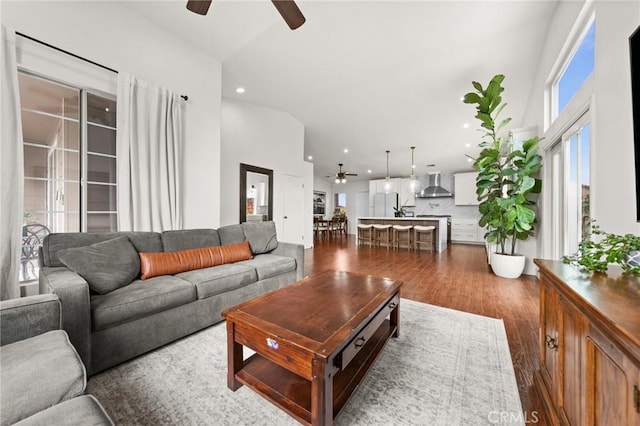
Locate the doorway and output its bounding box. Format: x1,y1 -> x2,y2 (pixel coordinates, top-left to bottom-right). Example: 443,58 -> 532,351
282,174 -> 305,244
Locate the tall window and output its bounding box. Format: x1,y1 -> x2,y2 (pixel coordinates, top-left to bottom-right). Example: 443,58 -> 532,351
548,115 -> 591,259
565,121 -> 591,255
552,20 -> 595,119
19,72 -> 117,281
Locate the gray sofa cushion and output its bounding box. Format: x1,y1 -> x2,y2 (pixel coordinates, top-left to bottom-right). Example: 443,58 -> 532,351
0,294 -> 61,346
161,229 -> 221,252
217,224 -> 246,246
41,232 -> 162,268
14,395 -> 114,426
238,254 -> 296,280
176,264 -> 258,300
119,232 -> 164,253
242,221 -> 278,254
0,330 -> 85,425
57,236 -> 141,295
91,275 -> 197,331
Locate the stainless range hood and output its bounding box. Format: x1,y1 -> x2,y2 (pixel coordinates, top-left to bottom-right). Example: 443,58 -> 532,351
416,172 -> 453,198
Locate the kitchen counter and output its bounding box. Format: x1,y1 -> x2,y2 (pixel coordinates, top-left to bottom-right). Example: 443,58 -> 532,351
357,217 -> 448,252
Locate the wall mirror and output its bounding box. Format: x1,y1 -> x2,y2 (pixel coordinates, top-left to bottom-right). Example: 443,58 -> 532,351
240,163 -> 273,223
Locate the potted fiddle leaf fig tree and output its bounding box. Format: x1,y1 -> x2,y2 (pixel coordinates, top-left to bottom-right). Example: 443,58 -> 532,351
463,74 -> 542,278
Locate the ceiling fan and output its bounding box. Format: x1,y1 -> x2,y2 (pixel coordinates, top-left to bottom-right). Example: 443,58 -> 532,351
330,163 -> 357,183
186,0 -> 306,30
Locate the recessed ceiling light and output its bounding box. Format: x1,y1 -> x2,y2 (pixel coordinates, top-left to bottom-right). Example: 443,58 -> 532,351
463,123 -> 470,129
465,143 -> 471,148
235,87 -> 246,94
307,155 -> 313,160
460,96 -> 465,102
467,157 -> 473,162
344,148 -> 349,153
367,169 -> 372,173
105,107 -> 110,112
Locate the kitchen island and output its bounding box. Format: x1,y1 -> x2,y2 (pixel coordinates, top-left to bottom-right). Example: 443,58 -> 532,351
358,217 -> 448,253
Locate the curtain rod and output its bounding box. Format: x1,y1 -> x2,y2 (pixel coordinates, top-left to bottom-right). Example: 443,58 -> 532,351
15,31 -> 189,101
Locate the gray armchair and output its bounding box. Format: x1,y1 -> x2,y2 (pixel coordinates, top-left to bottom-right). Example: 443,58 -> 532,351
0,294 -> 113,426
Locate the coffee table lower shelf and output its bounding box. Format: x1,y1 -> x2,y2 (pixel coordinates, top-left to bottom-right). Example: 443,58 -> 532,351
235,320 -> 396,425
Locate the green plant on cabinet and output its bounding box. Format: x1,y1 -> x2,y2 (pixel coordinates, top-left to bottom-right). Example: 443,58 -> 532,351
563,219 -> 640,274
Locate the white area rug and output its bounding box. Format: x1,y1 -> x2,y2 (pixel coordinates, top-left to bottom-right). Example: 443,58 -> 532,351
88,299 -> 523,425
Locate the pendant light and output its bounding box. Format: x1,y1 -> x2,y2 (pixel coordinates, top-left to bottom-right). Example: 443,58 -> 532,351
383,150 -> 392,193
408,146 -> 421,192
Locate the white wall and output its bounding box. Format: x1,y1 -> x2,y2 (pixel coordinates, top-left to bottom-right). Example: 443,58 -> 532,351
1,1 -> 223,229
220,99 -> 314,248
591,1 -> 640,235
522,0 -> 640,265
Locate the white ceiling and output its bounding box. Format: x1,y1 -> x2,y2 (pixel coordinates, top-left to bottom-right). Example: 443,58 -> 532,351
124,0 -> 559,182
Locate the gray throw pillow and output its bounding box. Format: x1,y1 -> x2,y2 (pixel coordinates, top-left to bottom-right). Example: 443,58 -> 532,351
218,224 -> 246,246
242,221 -> 278,254
57,236 -> 141,294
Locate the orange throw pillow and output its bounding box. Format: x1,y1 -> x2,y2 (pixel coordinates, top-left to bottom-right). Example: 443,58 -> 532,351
139,241 -> 253,280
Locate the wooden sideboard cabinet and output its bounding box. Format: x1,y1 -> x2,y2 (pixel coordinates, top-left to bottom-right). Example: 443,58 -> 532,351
534,259 -> 640,425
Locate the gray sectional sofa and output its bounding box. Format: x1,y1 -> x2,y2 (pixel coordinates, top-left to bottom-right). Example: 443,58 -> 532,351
39,221 -> 303,375
0,294 -> 113,426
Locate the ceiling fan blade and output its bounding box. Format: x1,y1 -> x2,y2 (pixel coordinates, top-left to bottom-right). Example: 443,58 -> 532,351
186,0 -> 212,15
345,173 -> 358,176
271,0 -> 306,30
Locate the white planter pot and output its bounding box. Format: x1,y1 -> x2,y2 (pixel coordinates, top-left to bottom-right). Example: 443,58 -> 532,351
490,252 -> 526,279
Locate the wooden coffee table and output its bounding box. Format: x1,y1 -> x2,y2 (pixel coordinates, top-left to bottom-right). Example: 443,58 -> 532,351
222,270 -> 402,425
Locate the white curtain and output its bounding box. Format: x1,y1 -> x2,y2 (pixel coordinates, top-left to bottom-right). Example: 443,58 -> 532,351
0,26 -> 24,300
117,73 -> 183,232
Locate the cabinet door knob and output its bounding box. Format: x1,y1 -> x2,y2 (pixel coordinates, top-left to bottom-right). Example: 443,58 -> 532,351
545,334 -> 558,351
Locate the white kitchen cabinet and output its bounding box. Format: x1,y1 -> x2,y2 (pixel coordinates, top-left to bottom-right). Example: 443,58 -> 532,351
368,180 -> 377,212
369,179 -> 401,214
451,218 -> 484,243
454,172 -> 479,206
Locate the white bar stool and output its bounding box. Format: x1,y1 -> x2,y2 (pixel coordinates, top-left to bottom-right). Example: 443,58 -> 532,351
392,225 -> 413,251
357,224 -> 373,246
413,225 -> 436,252
372,224 -> 393,250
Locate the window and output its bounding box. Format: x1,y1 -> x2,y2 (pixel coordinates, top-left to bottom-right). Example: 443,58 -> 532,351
19,72 -> 117,281
552,20 -> 595,119
547,114 -> 591,259
565,121 -> 591,254
85,93 -> 118,232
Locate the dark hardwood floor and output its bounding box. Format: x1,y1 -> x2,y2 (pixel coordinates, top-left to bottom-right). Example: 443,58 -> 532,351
304,235 -> 546,425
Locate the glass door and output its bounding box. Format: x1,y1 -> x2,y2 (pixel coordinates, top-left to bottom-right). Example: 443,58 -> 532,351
547,113 -> 591,259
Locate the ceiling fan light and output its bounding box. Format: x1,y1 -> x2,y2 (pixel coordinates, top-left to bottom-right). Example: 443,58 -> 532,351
341,178 -> 347,183
335,178 -> 340,184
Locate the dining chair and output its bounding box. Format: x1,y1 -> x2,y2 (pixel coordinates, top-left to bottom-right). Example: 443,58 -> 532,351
329,217 -> 341,238
314,217 -> 329,240
339,217 -> 348,236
